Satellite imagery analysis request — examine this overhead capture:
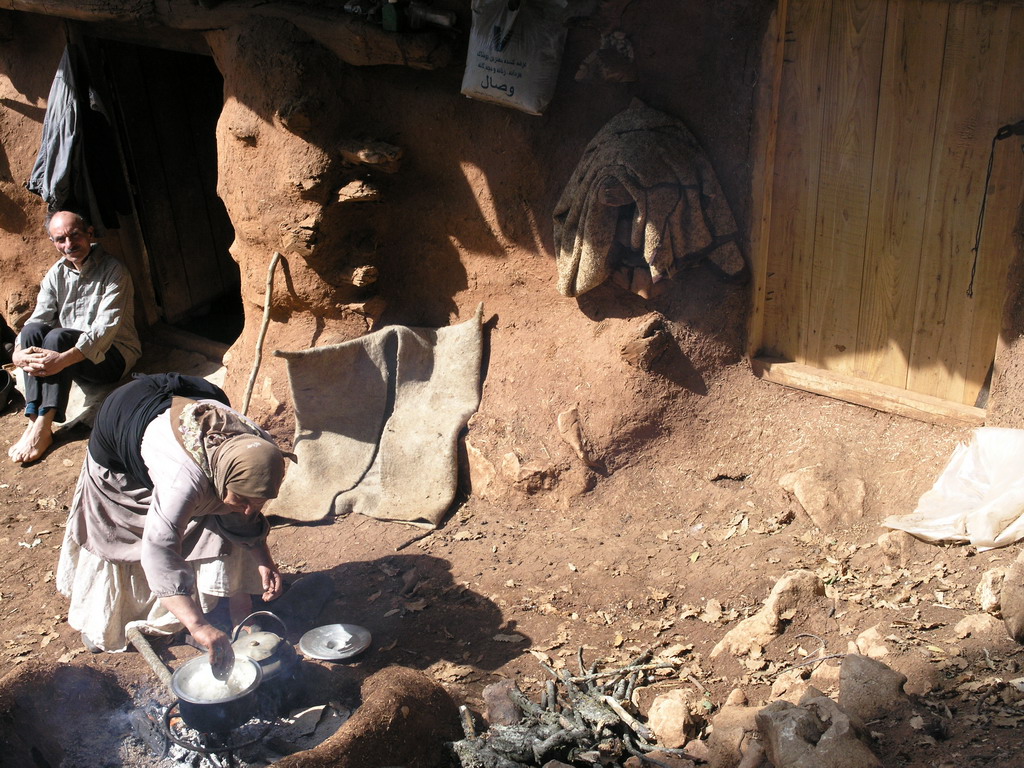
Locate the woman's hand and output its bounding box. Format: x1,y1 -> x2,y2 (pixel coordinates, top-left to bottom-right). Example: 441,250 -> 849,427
191,622 -> 235,679
160,594 -> 235,678
253,542 -> 284,602
258,563 -> 284,602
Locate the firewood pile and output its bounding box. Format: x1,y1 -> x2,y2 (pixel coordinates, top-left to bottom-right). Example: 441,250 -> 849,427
449,649 -> 696,768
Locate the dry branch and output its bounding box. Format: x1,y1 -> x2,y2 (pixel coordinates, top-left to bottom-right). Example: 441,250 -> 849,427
449,648 -> 692,768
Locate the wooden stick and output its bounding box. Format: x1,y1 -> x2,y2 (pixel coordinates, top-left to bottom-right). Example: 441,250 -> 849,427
126,626 -> 173,691
601,695 -> 654,742
395,529 -> 433,552
242,251 -> 281,417
458,705 -> 476,739
568,661 -> 676,683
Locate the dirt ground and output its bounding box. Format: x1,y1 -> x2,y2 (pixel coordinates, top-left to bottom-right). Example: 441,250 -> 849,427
1,335 -> 1023,767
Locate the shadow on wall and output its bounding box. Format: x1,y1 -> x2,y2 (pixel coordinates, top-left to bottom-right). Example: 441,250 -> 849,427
0,13 -> 64,240
0,188 -> 29,234
197,0 -> 771,330
0,12 -> 65,105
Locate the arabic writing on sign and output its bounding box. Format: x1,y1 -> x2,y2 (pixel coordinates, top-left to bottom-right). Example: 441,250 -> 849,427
475,51 -> 528,69
475,61 -> 525,80
481,75 -> 515,96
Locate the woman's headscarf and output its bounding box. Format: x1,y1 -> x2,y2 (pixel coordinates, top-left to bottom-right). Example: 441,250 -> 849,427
172,399 -> 285,501
210,434 -> 286,499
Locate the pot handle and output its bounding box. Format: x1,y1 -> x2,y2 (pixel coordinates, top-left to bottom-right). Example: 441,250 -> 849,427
232,610 -> 290,641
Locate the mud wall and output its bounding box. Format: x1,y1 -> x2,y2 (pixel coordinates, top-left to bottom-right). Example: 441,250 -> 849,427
0,1 -> 826,501
0,13 -> 70,320
201,0 -> 774,481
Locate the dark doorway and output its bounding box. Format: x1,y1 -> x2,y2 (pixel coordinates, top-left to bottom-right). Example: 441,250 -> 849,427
95,41 -> 242,345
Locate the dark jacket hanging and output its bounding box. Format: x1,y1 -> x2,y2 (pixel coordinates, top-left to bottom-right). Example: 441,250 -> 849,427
26,45 -> 128,233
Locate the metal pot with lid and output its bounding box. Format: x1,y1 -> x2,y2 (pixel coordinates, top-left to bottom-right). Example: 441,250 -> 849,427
231,611 -> 298,683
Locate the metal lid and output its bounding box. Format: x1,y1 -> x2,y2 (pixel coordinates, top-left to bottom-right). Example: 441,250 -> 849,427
298,624 -> 372,661
232,631 -> 285,664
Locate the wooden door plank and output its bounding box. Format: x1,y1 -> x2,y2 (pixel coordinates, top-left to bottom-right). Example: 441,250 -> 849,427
804,0 -> 887,371
747,0 -> 788,357
142,51 -> 224,320
759,0 -> 833,361
962,5 -> 1024,403
854,0 -> 947,387
907,3 -> 1012,403
752,357 -> 985,427
105,44 -> 191,321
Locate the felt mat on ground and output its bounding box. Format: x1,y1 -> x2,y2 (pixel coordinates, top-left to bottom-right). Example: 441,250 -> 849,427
267,307 -> 483,527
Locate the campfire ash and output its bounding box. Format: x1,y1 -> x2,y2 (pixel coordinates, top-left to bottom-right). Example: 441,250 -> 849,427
125,698 -> 350,767
450,649 -> 700,768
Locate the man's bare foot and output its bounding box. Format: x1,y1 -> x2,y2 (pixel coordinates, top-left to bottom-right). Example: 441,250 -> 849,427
8,412 -> 55,463
8,417 -> 36,462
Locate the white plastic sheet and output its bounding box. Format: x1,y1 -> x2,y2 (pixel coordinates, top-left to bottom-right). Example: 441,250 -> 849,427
882,427 -> 1024,550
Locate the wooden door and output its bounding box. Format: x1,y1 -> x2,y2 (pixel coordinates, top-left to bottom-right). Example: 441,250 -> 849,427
100,42 -> 238,325
753,0 -> 1024,415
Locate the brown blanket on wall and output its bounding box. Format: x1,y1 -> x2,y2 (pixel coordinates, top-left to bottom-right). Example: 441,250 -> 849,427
553,99 -> 739,297
266,307 -> 483,528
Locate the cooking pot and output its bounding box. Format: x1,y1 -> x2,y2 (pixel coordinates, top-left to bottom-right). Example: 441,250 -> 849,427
231,611 -> 298,683
170,654 -> 263,733
0,369 -> 14,413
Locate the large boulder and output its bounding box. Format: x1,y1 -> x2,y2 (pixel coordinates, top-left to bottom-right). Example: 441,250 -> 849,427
755,697 -> 880,768
1001,548 -> 1024,642
838,654 -> 909,722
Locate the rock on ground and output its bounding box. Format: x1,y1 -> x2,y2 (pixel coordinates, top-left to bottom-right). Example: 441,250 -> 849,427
778,463 -> 866,529
976,567 -> 1006,615
482,678 -> 524,727
1001,548 -> 1024,642
769,670 -> 825,705
711,569 -> 825,658
704,702 -> 759,768
954,613 -> 1005,639
876,530 -> 933,569
756,697 -> 881,768
851,625 -> 891,659
625,752 -> 696,768
838,654 -> 909,722
647,688 -> 702,748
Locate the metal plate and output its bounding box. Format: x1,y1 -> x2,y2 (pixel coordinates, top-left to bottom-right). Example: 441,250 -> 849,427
298,624 -> 372,661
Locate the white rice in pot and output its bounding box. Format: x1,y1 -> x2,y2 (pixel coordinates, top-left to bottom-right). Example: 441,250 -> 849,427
180,658 -> 258,702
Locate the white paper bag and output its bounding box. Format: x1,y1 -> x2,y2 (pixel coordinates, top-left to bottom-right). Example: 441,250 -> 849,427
461,0 -> 569,116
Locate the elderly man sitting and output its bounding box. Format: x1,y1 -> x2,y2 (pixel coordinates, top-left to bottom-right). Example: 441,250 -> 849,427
8,210 -> 140,464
